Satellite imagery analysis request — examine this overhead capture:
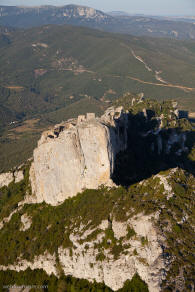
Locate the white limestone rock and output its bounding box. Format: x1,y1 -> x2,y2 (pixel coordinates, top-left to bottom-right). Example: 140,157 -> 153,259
0,172 -> 13,188
20,214 -> 32,231
154,174 -> 173,199
0,213 -> 170,292
0,169 -> 24,189
14,170 -> 24,183
57,213 -> 167,292
0,252 -> 57,276
99,219 -> 109,230
112,219 -> 128,239
30,107 -> 128,205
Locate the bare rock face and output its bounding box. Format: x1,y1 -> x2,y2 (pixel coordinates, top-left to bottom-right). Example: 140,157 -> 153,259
14,170 -> 24,183
0,213 -> 167,292
30,107 -> 128,205
20,214 -> 32,231
0,172 -> 13,188
0,169 -> 24,189
0,252 -> 57,277
57,213 -> 168,292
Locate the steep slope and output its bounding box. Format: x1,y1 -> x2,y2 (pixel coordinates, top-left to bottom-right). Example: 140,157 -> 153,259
0,98 -> 194,291
30,107 -> 128,205
1,167 -> 194,291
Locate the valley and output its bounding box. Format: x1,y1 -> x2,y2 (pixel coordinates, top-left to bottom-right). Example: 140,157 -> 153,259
0,24 -> 195,170
0,6 -> 194,291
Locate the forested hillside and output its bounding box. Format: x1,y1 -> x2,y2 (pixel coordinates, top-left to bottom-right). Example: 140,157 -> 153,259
0,24 -> 195,171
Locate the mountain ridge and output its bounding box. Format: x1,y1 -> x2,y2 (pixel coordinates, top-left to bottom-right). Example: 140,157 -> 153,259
0,96 -> 194,291
1,4 -> 195,40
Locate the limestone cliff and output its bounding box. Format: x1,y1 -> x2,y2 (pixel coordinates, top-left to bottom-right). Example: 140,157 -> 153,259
0,213 -> 167,292
0,97 -> 194,291
0,169 -> 24,188
30,107 -> 128,205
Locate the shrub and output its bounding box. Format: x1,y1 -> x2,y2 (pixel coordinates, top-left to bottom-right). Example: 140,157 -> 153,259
126,226 -> 136,239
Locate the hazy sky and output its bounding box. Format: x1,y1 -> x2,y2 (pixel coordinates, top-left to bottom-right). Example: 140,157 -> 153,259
0,0 -> 195,16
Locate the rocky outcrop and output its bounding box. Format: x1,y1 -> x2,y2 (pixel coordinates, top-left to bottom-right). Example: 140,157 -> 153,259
144,126 -> 188,156
0,252 -> 57,276
0,172 -> 13,188
14,170 -> 24,183
0,196 -> 35,231
0,169 -> 24,189
156,130 -> 188,156
30,107 -> 128,205
20,214 -> 32,231
0,213 -> 169,292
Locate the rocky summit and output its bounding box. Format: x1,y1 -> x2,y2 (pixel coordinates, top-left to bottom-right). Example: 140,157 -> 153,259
30,107 -> 128,205
0,96 -> 194,292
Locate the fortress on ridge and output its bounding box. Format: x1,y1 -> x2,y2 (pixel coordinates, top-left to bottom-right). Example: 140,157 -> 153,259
30,107 -> 129,205
29,99 -> 190,206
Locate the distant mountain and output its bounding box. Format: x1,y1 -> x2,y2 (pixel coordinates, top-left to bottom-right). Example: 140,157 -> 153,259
108,11 -> 130,17
148,15 -> 195,24
107,15 -> 195,40
0,5 -> 112,28
1,5 -> 195,40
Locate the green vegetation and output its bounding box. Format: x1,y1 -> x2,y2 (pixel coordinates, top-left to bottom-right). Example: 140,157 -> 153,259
1,24 -> 195,170
0,131 -> 40,173
0,96 -> 105,172
118,274 -> 149,292
1,25 -> 195,109
114,94 -> 192,131
112,94 -> 195,188
126,226 -> 136,239
141,237 -> 148,246
0,163 -> 31,220
1,5 -> 195,42
0,269 -> 148,292
0,83 -> 194,290
0,167 -> 194,290
173,183 -> 186,196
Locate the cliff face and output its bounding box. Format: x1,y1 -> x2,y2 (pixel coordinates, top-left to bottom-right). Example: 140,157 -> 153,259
30,107 -> 128,205
1,97 -> 194,291
0,213 -> 166,292
30,99 -> 191,205
57,213 -> 167,292
1,166 -> 194,291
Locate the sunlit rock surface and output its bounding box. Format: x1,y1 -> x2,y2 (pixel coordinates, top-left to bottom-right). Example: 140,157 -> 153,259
30,107 -> 128,205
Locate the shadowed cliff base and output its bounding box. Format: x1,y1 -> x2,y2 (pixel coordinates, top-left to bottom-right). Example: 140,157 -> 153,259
0,98 -> 194,291
112,110 -> 195,187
